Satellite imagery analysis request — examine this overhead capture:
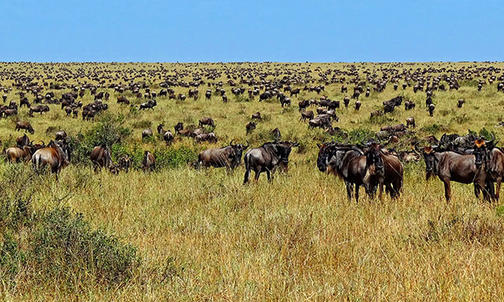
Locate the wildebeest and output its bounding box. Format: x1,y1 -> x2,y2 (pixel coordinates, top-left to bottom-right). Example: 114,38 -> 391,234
28,104 -> 49,116
90,145 -> 112,172
422,145 -> 490,201
32,140 -> 70,178
271,128 -> 281,141
246,121 -> 256,134
142,151 -> 155,172
118,155 -> 132,172
199,117 -> 215,128
15,121 -> 35,134
251,112 -> 262,120
300,110 -> 314,121
16,134 -> 30,147
406,117 -> 415,128
472,139 -> 504,201
5,145 -> 33,163
197,140 -> 249,170
139,99 -> 157,110
243,141 -> 298,183
55,130 -> 67,141
194,133 -> 217,143
428,104 -> 435,116
355,100 -> 361,111
117,96 -> 130,105
457,99 -> 465,108
142,128 -> 153,139
317,143 -> 370,202
363,142 -> 404,199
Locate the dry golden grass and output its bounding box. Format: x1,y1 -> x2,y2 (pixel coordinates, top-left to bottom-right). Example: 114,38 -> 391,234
0,62 -> 504,301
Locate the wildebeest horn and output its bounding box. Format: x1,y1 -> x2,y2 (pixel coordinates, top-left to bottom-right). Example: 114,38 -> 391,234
229,139 -> 235,146
244,140 -> 250,148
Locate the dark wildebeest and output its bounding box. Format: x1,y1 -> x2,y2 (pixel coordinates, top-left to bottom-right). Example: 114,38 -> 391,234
142,151 -> 155,172
422,145 -> 490,202
90,145 -> 112,172
118,155 -> 132,172
15,121 -> 35,134
32,140 -> 70,179
473,138 -> 504,201
197,140 -> 249,171
55,130 -> 67,141
428,104 -> 435,116
163,131 -> 174,145
355,100 -> 362,111
251,112 -> 262,120
271,128 -> 281,141
117,96 -> 130,105
243,141 -> 298,184
406,117 -> 415,128
139,99 -> 156,110
16,134 -> 30,147
317,143 -> 371,202
363,142 -> 404,199
28,104 -> 49,116
246,121 -> 256,134
457,99 -> 465,108
5,145 -> 33,163
199,117 -> 215,128
343,97 -> 350,108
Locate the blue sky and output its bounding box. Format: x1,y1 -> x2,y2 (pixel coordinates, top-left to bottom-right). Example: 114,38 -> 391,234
0,0 -> 502,62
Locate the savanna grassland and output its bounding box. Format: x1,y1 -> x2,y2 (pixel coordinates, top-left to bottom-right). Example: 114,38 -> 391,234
1,62 -> 504,301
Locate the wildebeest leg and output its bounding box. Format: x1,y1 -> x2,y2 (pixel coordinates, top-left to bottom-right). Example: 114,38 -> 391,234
496,177 -> 502,201
474,184 -> 480,198
243,168 -> 251,184
254,168 -> 261,182
355,184 -> 360,203
442,178 -> 451,202
345,181 -> 353,201
266,169 -> 272,182
378,183 -> 384,200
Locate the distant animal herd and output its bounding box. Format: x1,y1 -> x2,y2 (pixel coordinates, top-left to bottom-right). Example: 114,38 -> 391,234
2,62 -> 504,202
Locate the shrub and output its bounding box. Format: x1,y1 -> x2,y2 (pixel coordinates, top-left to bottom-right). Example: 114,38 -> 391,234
31,207 -> 140,285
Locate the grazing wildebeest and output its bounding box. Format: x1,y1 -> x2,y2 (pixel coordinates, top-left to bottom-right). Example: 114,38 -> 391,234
139,99 -> 156,110
16,134 -> 30,147
197,140 -> 249,170
343,97 -> 350,108
363,142 -> 404,199
142,128 -> 153,139
194,133 -> 217,143
300,110 -> 314,121
457,99 -> 465,108
90,145 -> 112,172
317,143 -> 371,202
5,145 -> 33,163
28,104 -> 49,116
199,117 -> 215,128
15,121 -> 35,134
163,131 -> 174,145
118,155 -> 132,172
406,117 -> 415,128
243,141 -> 298,183
355,100 -> 362,111
55,130 -> 67,141
117,96 -> 130,105
422,145 -> 490,202
251,112 -> 262,120
142,151 -> 155,172
246,121 -> 256,134
428,104 -> 435,116
32,140 -> 70,179
271,128 -> 281,141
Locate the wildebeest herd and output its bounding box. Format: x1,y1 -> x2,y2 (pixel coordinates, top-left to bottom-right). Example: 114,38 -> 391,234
1,62 -> 504,203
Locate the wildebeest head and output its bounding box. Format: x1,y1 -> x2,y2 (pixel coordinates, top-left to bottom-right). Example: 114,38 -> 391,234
229,140 -> 249,168
365,142 -> 384,175
473,138 -> 487,167
422,146 -> 438,180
